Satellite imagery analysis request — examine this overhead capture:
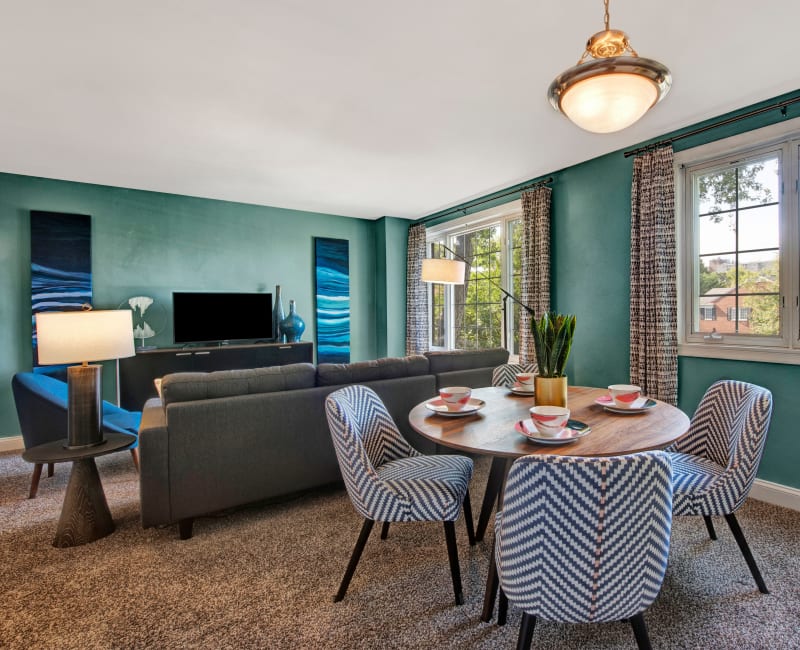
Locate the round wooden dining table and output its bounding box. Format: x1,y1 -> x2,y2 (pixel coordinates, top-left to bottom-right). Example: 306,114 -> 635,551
408,384 -> 690,622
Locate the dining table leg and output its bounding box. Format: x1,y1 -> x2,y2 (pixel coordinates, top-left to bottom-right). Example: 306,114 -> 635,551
475,456 -> 511,542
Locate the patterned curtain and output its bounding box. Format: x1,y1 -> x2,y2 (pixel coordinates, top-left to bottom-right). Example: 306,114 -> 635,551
406,223 -> 428,355
630,146 -> 677,404
519,186 -> 552,365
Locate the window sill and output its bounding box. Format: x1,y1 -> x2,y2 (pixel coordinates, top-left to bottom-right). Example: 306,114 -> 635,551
678,342 -> 800,366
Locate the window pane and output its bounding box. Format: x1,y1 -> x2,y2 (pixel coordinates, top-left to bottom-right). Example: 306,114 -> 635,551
452,226 -> 502,349
740,294 -> 781,336
697,168 -> 737,216
698,212 -> 736,255
738,250 -> 779,294
698,254 -> 735,294
739,204 -> 780,251
738,157 -> 779,209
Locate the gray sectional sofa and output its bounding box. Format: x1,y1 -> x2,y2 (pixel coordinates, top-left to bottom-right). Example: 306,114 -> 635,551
138,348 -> 509,538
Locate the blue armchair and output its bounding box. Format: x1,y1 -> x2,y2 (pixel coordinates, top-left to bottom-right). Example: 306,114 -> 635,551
11,371 -> 141,498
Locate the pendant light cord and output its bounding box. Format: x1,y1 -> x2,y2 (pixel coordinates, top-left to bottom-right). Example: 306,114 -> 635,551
604,0 -> 610,30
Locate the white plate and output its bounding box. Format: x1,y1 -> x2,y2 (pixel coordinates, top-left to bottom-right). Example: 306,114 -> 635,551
595,395 -> 657,414
515,419 -> 591,445
508,382 -> 536,396
425,397 -> 486,417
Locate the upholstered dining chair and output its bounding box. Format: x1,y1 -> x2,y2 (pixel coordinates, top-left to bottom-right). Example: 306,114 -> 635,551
325,385 -> 475,606
494,452 -> 673,650
666,379 -> 773,593
491,363 -> 538,388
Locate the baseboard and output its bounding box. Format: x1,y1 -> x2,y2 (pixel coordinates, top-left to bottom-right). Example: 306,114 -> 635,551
0,436 -> 23,453
750,478 -> 800,512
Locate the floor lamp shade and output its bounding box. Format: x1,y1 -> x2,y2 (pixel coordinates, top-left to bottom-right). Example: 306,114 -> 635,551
36,310 -> 135,449
421,258 -> 466,285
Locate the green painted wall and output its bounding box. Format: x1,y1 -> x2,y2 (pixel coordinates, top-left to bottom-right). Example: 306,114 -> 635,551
374,216 -> 409,358
0,173 -> 388,438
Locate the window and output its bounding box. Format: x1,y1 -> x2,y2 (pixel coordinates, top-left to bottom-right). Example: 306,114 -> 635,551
677,116 -> 800,363
426,201 -> 523,353
699,306 -> 716,320
726,307 -> 752,322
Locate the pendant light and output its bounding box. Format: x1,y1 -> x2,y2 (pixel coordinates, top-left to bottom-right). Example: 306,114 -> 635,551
547,0 -> 671,134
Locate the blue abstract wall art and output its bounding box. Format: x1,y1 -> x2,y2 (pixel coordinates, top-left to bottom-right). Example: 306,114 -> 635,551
31,211 -> 92,365
314,237 -> 350,363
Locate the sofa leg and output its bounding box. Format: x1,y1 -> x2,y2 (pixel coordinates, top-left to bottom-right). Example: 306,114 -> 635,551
178,518 -> 194,540
47,462 -> 55,477
29,463 -> 44,499
380,522 -> 390,540
130,448 -> 140,473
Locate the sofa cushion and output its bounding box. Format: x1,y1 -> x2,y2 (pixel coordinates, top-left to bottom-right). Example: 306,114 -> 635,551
424,348 -> 509,374
162,363 -> 317,405
316,355 -> 429,386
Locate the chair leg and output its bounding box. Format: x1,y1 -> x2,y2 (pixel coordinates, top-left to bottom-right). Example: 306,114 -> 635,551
443,520 -> 464,605
516,612 -> 536,650
498,587 -> 509,626
703,515 -> 717,540
380,522 -> 390,540
629,612 -> 653,650
47,462 -> 55,477
463,489 -> 476,546
335,518 -> 375,602
724,512 -> 768,593
481,540 -> 499,622
29,463 -> 44,499
130,448 -> 140,473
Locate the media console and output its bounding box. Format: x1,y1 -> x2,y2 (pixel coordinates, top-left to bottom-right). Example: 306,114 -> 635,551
118,341 -> 313,411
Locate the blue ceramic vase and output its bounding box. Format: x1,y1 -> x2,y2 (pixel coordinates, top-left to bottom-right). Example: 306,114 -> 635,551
280,300 -> 305,342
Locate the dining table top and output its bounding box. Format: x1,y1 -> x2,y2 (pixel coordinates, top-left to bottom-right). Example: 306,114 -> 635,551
408,385 -> 690,458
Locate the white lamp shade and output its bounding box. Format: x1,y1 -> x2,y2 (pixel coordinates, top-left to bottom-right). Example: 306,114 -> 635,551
421,258 -> 466,285
36,310 -> 136,365
560,72 -> 658,133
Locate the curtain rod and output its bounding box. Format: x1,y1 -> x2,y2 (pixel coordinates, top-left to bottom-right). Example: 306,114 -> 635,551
624,96 -> 800,158
417,177 -> 553,224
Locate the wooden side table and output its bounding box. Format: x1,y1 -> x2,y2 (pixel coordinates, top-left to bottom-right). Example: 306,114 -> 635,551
22,432 -> 136,547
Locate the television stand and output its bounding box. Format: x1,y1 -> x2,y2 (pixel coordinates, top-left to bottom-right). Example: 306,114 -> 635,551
118,341 -> 313,411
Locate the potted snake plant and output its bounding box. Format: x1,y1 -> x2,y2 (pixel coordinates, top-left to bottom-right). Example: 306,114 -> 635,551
531,311 -> 576,407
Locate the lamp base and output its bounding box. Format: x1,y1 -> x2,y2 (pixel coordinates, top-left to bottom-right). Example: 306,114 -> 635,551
65,364 -> 105,449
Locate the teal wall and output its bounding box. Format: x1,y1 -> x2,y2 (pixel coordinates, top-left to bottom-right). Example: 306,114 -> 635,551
0,173 -> 393,438
374,216 -> 410,359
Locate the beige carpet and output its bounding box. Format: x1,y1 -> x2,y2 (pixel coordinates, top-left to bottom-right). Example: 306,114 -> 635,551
1,450 -> 799,649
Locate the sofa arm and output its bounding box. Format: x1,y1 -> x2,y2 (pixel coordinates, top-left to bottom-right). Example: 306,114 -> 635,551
139,398 -> 171,528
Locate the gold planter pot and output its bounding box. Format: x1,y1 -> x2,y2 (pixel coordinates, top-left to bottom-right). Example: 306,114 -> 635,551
534,376 -> 568,407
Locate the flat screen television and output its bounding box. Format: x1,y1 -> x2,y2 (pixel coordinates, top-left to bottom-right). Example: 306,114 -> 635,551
172,291 -> 273,344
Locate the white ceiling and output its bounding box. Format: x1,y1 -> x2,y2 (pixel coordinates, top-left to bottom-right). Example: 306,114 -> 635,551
1,1 -> 799,220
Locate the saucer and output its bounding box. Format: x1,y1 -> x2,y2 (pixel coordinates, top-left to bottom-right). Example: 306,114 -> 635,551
509,381 -> 535,396
595,394 -> 657,414
425,397 -> 486,417
515,419 -> 591,445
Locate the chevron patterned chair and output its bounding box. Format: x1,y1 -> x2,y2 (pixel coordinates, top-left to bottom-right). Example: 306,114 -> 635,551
666,379 -> 773,593
491,363 -> 538,388
494,452 -> 673,650
325,384 -> 475,605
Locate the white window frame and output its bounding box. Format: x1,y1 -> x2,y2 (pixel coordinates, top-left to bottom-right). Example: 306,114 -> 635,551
676,115 -> 800,364
426,200 -> 523,352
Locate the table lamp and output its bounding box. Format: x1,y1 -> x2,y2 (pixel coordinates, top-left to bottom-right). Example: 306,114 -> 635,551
36,309 -> 135,449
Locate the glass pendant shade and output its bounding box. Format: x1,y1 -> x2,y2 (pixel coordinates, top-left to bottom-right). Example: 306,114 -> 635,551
547,3 -> 671,133
558,67 -> 660,133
